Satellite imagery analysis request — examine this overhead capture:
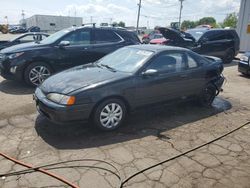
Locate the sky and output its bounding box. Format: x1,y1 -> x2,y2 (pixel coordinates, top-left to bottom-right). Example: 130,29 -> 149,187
0,0 -> 241,28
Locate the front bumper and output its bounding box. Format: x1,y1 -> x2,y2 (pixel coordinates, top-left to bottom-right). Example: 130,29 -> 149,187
238,61 -> 250,75
0,56 -> 24,81
34,88 -> 94,123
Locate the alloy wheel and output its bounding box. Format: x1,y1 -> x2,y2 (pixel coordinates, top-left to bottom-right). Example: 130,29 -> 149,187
29,66 -> 51,86
99,103 -> 123,129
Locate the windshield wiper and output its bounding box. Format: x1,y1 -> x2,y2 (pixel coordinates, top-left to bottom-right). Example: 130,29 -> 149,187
100,64 -> 117,72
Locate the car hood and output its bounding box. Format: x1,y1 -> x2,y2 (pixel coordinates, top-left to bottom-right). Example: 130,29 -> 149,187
0,42 -> 46,53
40,63 -> 130,94
158,27 -> 196,43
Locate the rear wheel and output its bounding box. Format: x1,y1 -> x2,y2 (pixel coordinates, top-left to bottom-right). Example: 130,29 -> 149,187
199,84 -> 217,107
92,99 -> 127,131
24,62 -> 52,87
223,49 -> 234,64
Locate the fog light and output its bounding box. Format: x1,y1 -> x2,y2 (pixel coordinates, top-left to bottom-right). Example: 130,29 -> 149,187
10,66 -> 17,74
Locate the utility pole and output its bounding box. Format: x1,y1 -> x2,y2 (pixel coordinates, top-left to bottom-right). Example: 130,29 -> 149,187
90,16 -> 93,23
136,0 -> 142,34
21,10 -> 25,27
178,0 -> 184,30
74,7 -> 77,26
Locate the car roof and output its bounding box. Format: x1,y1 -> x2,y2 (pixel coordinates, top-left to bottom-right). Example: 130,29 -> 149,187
66,26 -> 128,32
128,44 -> 189,53
187,28 -> 235,33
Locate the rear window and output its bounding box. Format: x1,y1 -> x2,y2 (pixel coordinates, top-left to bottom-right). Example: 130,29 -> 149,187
203,30 -> 226,41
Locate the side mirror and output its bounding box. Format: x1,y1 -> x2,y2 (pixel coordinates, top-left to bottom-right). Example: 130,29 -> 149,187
142,69 -> 158,77
58,41 -> 70,48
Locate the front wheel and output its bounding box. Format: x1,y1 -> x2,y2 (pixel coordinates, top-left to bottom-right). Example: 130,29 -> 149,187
24,62 -> 53,87
92,99 -> 127,131
199,84 -> 217,107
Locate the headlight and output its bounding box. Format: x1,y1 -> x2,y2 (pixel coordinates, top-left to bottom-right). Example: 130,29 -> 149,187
47,93 -> 75,105
240,55 -> 249,62
8,52 -> 24,59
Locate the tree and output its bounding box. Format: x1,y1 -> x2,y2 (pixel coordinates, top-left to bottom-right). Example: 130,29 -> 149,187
118,21 -> 125,27
112,22 -> 118,27
222,13 -> 238,28
198,17 -> 217,27
112,21 -> 125,27
181,20 -> 196,30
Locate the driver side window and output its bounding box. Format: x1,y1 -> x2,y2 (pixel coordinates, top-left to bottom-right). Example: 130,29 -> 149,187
62,30 -> 91,45
147,53 -> 186,73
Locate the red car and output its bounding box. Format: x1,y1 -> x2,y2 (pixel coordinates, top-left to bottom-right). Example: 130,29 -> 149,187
150,37 -> 169,45
142,30 -> 161,44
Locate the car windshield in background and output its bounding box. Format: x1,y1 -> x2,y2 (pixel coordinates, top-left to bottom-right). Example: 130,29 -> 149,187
186,29 -> 207,41
97,47 -> 154,73
40,29 -> 70,44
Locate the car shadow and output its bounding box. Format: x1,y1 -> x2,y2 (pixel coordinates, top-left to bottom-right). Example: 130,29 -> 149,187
223,60 -> 238,68
0,79 -> 34,95
35,97 -> 232,150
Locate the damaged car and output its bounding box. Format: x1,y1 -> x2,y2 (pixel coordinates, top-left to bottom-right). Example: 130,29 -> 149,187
34,45 -> 224,131
158,27 -> 240,64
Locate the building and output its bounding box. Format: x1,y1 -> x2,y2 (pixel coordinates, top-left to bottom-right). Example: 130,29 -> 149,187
24,15 -> 83,32
237,0 -> 250,52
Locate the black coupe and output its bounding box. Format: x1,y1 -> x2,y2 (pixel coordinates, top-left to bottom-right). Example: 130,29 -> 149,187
34,45 -> 224,131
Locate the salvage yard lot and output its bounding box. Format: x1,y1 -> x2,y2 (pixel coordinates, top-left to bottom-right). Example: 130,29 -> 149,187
1,53 -> 250,187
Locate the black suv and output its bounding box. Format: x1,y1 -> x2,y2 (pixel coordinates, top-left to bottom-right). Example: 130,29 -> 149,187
158,28 -> 240,64
0,26 -> 140,86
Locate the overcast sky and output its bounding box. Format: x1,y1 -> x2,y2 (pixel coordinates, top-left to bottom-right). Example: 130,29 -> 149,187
0,0 -> 241,28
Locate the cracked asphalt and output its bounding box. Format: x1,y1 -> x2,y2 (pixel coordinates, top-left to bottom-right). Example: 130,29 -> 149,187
0,61 -> 250,188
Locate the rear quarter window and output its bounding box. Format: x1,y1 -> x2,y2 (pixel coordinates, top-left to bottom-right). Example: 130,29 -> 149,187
203,30 -> 226,41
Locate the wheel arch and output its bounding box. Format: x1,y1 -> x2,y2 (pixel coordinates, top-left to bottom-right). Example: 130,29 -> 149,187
22,59 -> 55,80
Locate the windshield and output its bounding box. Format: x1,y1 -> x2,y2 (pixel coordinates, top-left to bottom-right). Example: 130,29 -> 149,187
40,29 -> 70,44
10,35 -> 24,42
97,47 -> 154,73
186,29 -> 207,41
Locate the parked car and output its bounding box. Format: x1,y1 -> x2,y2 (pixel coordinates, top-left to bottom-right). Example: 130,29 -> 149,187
238,52 -> 250,76
27,26 -> 41,32
150,36 -> 168,45
34,45 -> 224,131
158,27 -> 240,64
142,30 -> 161,44
0,26 -> 141,86
9,27 -> 27,34
0,32 -> 49,50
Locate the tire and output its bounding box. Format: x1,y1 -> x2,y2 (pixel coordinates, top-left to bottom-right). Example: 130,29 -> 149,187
199,84 -> 217,107
223,49 -> 234,64
24,62 -> 53,87
92,98 -> 127,131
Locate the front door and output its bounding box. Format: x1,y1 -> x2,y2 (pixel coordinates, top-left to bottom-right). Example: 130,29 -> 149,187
134,52 -> 189,106
54,28 -> 95,71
